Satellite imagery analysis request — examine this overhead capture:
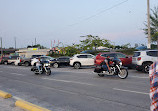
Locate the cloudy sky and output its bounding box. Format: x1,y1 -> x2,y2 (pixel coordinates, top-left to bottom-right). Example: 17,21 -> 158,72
0,0 -> 157,48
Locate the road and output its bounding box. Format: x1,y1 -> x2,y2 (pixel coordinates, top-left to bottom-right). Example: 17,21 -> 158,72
0,65 -> 150,111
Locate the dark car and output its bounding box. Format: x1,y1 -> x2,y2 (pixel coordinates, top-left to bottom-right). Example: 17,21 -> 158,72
95,52 -> 132,68
51,56 -> 70,68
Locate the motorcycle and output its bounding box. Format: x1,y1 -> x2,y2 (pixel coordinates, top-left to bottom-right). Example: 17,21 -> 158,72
94,58 -> 128,79
31,61 -> 51,76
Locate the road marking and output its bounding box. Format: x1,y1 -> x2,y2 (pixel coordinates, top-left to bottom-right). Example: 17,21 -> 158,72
113,88 -> 149,95
130,76 -> 149,79
10,73 -> 25,76
42,78 -> 95,86
13,96 -> 23,100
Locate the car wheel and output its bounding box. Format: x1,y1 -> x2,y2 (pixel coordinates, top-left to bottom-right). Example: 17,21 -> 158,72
74,63 -> 81,69
143,63 -> 152,73
4,61 -> 8,65
25,62 -> 30,67
53,63 -> 59,68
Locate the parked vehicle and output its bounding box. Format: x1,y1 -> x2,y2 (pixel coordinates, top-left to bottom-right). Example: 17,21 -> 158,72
31,56 -> 55,66
51,56 -> 70,68
0,56 -> 9,64
19,55 -> 44,67
2,56 -> 19,65
94,58 -> 128,79
132,50 -> 158,73
95,52 -> 132,68
31,61 -> 51,76
70,54 -> 95,69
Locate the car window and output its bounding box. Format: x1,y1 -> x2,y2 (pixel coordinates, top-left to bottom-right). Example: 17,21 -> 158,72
87,55 -> 93,58
133,52 -> 140,57
108,54 -> 117,58
116,53 -> 126,58
101,54 -> 107,57
77,55 -> 87,58
146,51 -> 158,57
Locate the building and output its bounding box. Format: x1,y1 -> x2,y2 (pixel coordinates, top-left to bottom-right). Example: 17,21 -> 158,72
16,48 -> 50,58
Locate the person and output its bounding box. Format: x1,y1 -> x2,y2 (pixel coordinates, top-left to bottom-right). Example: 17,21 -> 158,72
36,57 -> 42,72
101,56 -> 111,72
149,60 -> 158,111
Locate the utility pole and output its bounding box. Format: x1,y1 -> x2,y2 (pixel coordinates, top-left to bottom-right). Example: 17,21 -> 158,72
1,37 -> 2,58
147,0 -> 151,49
35,38 -> 36,45
14,37 -> 16,49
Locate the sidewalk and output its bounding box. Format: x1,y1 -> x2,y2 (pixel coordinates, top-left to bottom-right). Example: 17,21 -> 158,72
0,98 -> 23,111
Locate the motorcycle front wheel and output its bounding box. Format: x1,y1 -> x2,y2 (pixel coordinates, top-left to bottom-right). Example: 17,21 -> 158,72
46,70 -> 51,76
118,69 -> 128,79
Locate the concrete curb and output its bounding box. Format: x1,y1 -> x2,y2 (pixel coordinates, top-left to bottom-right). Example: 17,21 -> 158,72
15,100 -> 51,111
0,90 -> 12,99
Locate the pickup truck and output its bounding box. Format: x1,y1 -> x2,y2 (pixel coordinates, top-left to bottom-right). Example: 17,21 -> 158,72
18,55 -> 43,66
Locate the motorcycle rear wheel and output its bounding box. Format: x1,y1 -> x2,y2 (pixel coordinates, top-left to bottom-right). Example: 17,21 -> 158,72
118,69 -> 128,79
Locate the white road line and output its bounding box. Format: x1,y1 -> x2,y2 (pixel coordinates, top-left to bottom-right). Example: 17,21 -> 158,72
12,96 -> 23,100
53,70 -> 91,74
10,73 -> 25,76
113,88 -> 149,95
130,76 -> 149,79
42,78 -> 95,86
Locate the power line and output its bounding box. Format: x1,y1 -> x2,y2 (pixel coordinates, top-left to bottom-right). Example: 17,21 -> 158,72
69,0 -> 128,26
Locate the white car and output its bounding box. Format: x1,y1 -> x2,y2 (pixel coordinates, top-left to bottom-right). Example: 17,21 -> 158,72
132,50 -> 158,73
70,54 -> 95,69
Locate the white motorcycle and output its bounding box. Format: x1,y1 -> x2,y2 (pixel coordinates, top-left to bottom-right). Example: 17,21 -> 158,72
31,61 -> 51,76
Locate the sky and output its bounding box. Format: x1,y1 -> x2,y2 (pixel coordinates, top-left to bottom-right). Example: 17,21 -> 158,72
0,0 -> 157,48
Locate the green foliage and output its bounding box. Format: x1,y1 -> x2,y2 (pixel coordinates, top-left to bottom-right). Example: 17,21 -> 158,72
80,35 -> 112,50
64,46 -> 80,56
27,44 -> 46,49
144,6 -> 158,43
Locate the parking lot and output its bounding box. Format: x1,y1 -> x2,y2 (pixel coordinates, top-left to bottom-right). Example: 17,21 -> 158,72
0,65 -> 150,111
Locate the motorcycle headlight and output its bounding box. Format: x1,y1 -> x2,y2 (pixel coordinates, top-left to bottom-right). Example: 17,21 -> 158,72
119,61 -> 122,66
44,63 -> 50,66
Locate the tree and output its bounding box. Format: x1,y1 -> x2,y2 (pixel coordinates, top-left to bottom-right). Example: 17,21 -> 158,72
27,44 -> 46,49
80,35 -> 112,50
65,46 -> 80,56
144,6 -> 158,45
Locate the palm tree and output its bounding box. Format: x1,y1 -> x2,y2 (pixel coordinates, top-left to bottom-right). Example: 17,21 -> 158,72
144,6 -> 158,46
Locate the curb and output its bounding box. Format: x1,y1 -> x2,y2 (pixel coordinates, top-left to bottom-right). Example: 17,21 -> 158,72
15,100 -> 51,111
0,90 -> 12,99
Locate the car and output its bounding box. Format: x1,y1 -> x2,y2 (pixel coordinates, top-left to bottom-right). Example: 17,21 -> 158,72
0,56 -> 9,64
51,56 -> 70,68
2,55 -> 20,65
95,52 -> 132,68
132,50 -> 158,73
70,54 -> 95,69
31,56 -> 55,66
19,55 -> 44,67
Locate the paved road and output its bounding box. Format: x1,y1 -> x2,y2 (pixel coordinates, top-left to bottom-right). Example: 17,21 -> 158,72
0,65 -> 150,111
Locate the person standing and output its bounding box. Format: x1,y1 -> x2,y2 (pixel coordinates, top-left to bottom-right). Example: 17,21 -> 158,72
149,60 -> 158,111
